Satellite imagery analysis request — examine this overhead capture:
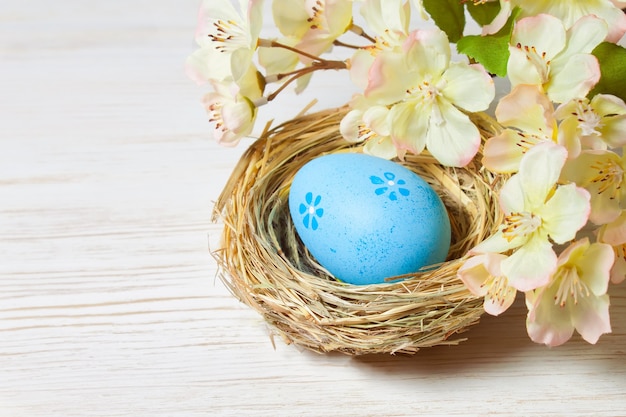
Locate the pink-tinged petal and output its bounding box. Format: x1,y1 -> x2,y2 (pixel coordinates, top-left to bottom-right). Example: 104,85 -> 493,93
604,3 -> 626,43
425,100 -> 481,167
339,109 -> 364,143
516,142 -> 568,209
495,85 -> 555,134
598,211 -> 626,245
441,63 -> 495,113
502,236 -> 556,292
571,294 -> 612,344
482,131 -> 528,174
364,50 -> 409,104
482,0 -> 512,35
457,255 -> 492,297
547,53 -> 601,104
403,28 -> 451,75
511,14 -> 566,62
610,255 -> 626,284
349,49 -> 376,91
221,99 -> 255,134
526,289 -> 575,347
484,283 -> 516,316
539,184 -> 591,244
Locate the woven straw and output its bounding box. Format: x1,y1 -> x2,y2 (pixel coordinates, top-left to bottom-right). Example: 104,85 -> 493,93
212,106 -> 506,355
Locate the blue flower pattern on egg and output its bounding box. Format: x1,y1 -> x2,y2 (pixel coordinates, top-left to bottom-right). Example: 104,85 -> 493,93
299,192 -> 324,230
370,172 -> 410,201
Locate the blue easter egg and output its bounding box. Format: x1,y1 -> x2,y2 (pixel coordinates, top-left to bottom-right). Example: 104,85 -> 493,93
288,153 -> 451,285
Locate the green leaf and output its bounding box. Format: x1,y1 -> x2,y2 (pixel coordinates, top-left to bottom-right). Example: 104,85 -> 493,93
456,8 -> 520,77
466,1 -> 501,26
590,42 -> 626,101
422,0 -> 465,43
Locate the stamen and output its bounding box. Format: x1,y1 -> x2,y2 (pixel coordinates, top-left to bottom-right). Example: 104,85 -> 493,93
590,157 -> 624,198
208,19 -> 248,53
308,0 -> 325,30
516,43 -> 550,82
553,267 -> 590,307
502,212 -> 541,242
485,275 -> 515,307
572,99 -> 603,136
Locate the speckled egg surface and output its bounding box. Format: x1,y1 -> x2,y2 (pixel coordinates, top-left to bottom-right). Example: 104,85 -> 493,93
288,153 -> 451,285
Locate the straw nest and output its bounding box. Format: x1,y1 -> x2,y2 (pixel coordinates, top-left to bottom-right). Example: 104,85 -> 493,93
212,106 -> 506,355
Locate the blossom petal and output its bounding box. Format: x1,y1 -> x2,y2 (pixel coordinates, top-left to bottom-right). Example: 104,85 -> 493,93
572,294 -> 612,344
425,100 -> 481,167
557,15 -> 608,61
442,63 -> 494,112
482,130 -> 529,174
364,136 -> 398,159
526,289 -> 575,347
506,45 -> 544,87
539,183 -> 590,244
363,106 -> 391,136
576,242 -> 614,296
340,109 -> 364,143
598,210 -> 626,245
511,14 -> 566,62
495,84 -> 555,135
365,50 -> 409,104
516,142 -> 567,209
457,255 -> 492,297
592,94 -> 626,117
547,53 -> 601,104
610,256 -> 626,284
471,228 -> 525,255
403,29 -> 451,75
388,102 -> 427,155
185,47 -> 231,84
502,236 -> 556,291
484,285 -> 517,317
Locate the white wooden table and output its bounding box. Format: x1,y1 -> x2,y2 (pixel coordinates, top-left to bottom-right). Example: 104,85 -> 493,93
2,2 -> 625,416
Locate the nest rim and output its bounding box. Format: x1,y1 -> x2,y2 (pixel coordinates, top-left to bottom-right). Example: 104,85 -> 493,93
213,106 -> 505,355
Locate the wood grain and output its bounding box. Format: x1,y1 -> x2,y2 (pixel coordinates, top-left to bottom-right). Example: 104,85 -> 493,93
1,2 -> 625,416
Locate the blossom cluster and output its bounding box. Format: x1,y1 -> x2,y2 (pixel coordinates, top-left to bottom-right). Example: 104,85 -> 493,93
187,0 -> 626,346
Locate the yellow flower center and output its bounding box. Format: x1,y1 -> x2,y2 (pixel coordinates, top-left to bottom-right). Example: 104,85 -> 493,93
483,275 -> 515,308
572,99 -> 603,136
590,157 -> 624,198
502,211 -> 541,242
552,266 -> 590,307
210,19 -> 248,52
